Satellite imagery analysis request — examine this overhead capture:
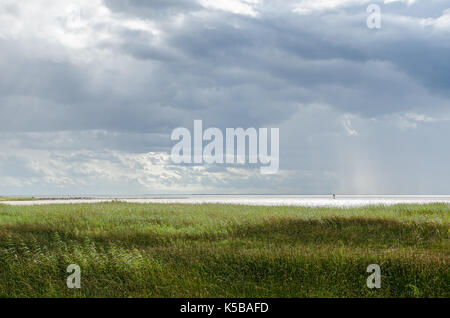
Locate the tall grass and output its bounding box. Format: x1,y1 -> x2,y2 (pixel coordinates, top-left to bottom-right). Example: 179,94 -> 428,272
0,202 -> 448,297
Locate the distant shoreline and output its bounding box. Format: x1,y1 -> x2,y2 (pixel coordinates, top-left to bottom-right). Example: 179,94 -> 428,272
2,195 -> 450,207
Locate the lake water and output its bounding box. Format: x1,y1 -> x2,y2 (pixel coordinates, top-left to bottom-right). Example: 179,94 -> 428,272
2,195 -> 450,207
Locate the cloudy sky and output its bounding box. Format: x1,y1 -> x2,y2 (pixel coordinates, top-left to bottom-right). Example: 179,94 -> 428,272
0,0 -> 449,195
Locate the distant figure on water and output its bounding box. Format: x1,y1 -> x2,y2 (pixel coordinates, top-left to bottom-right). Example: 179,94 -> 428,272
332,194 -> 336,199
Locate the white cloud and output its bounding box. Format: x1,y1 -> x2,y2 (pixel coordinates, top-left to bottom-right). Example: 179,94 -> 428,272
422,9 -> 450,30
293,0 -> 416,15
394,112 -> 450,130
198,0 -> 260,17
0,149 -> 296,195
0,0 -> 160,53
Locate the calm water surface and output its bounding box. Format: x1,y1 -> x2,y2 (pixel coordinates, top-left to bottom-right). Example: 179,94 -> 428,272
3,195 -> 450,207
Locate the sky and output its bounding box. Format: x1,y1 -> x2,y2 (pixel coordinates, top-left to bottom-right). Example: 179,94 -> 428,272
0,0 -> 449,195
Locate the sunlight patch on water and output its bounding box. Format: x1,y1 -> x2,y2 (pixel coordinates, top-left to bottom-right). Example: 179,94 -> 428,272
2,195 -> 450,207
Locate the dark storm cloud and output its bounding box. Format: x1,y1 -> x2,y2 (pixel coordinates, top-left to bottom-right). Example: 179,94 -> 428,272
107,2 -> 450,119
0,39 -> 185,133
104,0 -> 202,18
1,0 -> 448,135
0,0 -> 449,194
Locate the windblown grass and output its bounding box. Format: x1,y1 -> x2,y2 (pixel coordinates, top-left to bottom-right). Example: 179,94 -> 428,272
0,202 -> 448,297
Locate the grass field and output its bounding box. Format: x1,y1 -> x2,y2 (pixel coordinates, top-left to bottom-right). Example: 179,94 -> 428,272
0,202 -> 448,298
